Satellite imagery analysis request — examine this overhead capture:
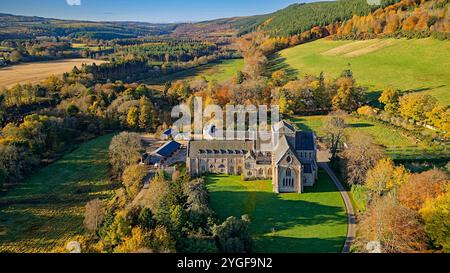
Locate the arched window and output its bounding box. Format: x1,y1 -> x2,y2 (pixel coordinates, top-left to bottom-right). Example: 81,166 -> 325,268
258,169 -> 264,176
286,168 -> 292,177
268,168 -> 272,176
286,156 -> 292,164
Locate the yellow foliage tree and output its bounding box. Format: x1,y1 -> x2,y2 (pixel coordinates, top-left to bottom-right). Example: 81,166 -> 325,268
420,191 -> 450,252
365,158 -> 410,196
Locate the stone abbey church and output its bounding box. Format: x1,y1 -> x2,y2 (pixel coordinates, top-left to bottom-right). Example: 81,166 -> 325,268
186,121 -> 318,193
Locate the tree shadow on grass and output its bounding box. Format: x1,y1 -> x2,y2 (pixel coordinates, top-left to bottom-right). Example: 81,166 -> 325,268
208,173 -> 347,253
348,123 -> 374,128
255,235 -> 346,253
266,53 -> 299,79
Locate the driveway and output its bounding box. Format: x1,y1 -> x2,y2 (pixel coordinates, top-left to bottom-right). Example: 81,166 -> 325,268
319,163 -> 356,253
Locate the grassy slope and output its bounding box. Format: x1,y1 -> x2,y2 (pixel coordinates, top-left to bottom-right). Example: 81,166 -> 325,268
142,58 -> 244,85
207,172 -> 347,253
291,115 -> 449,160
270,38 -> 450,104
0,134 -> 115,253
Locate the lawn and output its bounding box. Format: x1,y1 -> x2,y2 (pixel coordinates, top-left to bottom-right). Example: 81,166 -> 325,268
207,171 -> 347,253
291,115 -> 450,160
0,134 -> 115,253
270,38 -> 450,104
142,58 -> 244,85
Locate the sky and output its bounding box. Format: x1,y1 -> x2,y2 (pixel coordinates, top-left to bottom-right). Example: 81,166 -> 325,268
0,0 -> 317,23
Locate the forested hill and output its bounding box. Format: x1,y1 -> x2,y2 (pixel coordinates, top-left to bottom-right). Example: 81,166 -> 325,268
237,0 -> 397,36
0,13 -> 176,40
236,0 -> 449,38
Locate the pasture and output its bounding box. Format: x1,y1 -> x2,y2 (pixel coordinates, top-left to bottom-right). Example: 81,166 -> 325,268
0,134 -> 115,253
142,58 -> 244,85
270,38 -> 450,104
207,172 -> 347,253
291,115 -> 450,161
0,58 -> 106,89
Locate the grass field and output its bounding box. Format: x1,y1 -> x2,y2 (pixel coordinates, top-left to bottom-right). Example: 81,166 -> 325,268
71,43 -> 113,52
207,172 -> 347,253
142,58 -> 244,85
291,115 -> 449,160
0,134 -> 115,253
0,58 -> 107,89
270,38 -> 450,104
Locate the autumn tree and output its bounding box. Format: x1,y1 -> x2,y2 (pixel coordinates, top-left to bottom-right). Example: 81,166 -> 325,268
139,96 -> 155,131
114,227 -> 152,253
426,105 -> 450,137
332,72 -> 366,112
271,70 -> 289,87
122,164 -> 147,199
127,106 -> 139,129
108,132 -> 144,177
399,168 -> 449,211
356,195 -> 427,253
365,158 -> 410,196
379,87 -> 401,114
420,191 -> 450,252
399,93 -> 437,122
84,199 -> 105,233
322,114 -> 347,162
142,173 -> 170,211
341,134 -> 384,185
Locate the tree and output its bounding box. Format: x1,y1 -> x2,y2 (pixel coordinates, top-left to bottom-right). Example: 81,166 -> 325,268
365,158 -> 410,196
379,88 -> 401,114
184,178 -> 212,229
332,74 -> 366,112
212,215 -> 253,253
102,211 -> 132,248
399,93 -> 438,122
114,227 -> 152,253
420,191 -> 450,252
322,114 -> 347,162
142,173 -> 170,211
139,96 -> 155,131
271,70 -> 289,87
341,134 -> 384,185
122,164 -> 147,199
108,132 -> 144,177
127,106 -> 139,129
84,199 -> 105,233
9,50 -> 22,63
426,105 -> 450,137
399,169 -> 449,211
356,195 -> 427,253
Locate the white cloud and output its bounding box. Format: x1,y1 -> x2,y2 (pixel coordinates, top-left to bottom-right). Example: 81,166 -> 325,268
66,0 -> 81,6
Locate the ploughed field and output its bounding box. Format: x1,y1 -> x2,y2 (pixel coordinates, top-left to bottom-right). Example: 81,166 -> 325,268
0,58 -> 106,89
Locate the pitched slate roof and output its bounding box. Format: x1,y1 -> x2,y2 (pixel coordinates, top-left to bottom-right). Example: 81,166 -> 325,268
273,120 -> 297,134
188,140 -> 254,157
154,140 -> 181,157
273,135 -> 301,164
162,128 -> 172,136
295,131 -> 315,151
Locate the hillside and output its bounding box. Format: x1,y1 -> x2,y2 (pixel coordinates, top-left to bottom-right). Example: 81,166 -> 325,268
270,38 -> 450,104
0,13 -> 175,40
232,0 -> 398,37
